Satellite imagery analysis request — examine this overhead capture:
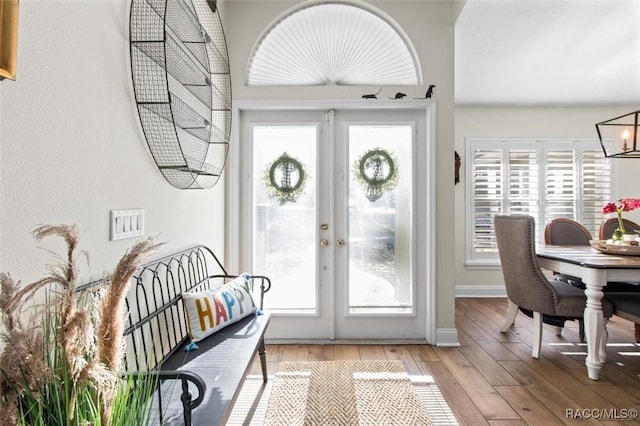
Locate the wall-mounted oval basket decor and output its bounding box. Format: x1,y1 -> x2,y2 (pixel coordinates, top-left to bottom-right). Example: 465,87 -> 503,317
130,0 -> 231,189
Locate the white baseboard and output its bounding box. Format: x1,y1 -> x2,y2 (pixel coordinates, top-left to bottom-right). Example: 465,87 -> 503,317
435,328 -> 460,347
455,285 -> 507,298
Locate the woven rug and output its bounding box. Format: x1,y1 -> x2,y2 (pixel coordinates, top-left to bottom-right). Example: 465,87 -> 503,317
263,360 -> 434,426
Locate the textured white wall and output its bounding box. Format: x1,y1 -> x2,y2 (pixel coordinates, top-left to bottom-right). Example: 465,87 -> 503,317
455,106 -> 640,290
0,0 -> 226,286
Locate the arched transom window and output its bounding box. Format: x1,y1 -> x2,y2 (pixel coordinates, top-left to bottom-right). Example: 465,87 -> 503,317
246,1 -> 423,86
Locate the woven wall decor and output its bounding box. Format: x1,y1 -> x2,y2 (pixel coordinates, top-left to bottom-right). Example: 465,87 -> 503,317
130,0 -> 231,189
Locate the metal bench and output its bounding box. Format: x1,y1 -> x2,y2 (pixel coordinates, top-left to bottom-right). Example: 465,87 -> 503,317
119,245 -> 271,425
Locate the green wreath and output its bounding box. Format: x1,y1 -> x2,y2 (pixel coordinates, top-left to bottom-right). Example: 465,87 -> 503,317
263,152 -> 307,205
353,148 -> 398,202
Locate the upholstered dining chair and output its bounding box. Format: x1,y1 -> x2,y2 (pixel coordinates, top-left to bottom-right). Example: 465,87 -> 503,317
544,217 -> 592,246
605,293 -> 640,342
543,218 -> 592,341
599,218 -> 640,240
494,214 -> 614,358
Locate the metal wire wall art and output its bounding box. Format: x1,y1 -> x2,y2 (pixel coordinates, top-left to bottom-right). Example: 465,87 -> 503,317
129,0 -> 231,189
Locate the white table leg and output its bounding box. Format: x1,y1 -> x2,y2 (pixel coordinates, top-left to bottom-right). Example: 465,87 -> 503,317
582,268 -> 607,380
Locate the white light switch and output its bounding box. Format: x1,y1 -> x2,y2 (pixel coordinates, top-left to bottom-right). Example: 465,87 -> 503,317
110,209 -> 144,240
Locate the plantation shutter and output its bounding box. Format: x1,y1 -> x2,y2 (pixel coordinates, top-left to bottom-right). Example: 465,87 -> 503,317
508,149 -> 539,217
466,139 -> 612,266
581,149 -> 612,237
470,147 -> 502,256
545,149 -> 576,222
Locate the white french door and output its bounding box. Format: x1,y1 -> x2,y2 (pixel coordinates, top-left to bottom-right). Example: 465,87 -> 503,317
236,105 -> 432,341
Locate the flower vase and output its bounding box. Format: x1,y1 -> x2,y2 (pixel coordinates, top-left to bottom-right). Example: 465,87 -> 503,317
612,212 -> 627,240
613,228 -> 624,240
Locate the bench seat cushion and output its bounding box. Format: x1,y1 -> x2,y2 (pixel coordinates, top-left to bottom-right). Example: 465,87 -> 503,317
150,311 -> 270,425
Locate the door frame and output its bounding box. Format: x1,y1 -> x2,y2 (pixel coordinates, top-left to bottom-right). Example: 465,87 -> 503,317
227,99 -> 437,344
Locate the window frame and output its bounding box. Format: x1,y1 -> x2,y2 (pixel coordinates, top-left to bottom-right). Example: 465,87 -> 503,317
465,137 -> 618,269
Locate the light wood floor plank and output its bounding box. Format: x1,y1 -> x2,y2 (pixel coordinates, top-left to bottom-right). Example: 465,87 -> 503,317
280,344 -> 309,361
357,344 -> 387,360
498,360 -> 606,425
457,329 -> 521,386
407,343 -> 442,362
421,360 -> 490,426
456,314 -> 521,362
307,343 -> 334,361
436,346 -> 520,420
494,386 -> 566,426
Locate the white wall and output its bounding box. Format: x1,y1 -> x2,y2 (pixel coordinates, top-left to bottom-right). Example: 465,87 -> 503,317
222,0 -> 458,332
0,0 -> 226,286
455,106 -> 640,292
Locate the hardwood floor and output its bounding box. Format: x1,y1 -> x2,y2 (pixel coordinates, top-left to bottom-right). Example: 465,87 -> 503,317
231,298 -> 640,425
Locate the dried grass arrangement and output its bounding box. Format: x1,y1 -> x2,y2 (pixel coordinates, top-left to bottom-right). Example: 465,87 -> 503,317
0,224 -> 161,426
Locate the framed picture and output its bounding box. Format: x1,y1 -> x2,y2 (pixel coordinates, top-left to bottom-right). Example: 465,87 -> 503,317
0,0 -> 19,80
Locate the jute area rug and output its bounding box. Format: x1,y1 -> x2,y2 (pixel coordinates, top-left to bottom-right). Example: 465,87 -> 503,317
263,360 -> 434,426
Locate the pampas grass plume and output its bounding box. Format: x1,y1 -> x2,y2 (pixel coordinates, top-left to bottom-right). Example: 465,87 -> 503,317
0,225 -> 161,426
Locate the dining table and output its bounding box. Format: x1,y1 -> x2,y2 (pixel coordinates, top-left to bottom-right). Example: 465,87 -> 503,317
536,244 -> 640,380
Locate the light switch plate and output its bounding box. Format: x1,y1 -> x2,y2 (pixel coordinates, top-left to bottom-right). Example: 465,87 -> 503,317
110,209 -> 144,241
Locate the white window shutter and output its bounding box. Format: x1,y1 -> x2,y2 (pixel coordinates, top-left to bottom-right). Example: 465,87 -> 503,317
466,138 -> 613,266
471,148 -> 502,255
545,149 -> 576,222
581,149 -> 612,237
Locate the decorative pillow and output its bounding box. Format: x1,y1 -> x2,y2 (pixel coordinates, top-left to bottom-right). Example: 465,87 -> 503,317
182,273 -> 257,342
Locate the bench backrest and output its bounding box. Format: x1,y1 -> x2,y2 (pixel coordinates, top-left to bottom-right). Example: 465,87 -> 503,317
121,246 -> 269,372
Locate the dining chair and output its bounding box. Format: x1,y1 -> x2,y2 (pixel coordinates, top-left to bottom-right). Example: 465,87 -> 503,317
598,218 -> 640,240
494,214 -> 614,358
544,218 -> 593,289
544,218 -> 592,340
605,293 -> 640,342
544,217 -> 592,246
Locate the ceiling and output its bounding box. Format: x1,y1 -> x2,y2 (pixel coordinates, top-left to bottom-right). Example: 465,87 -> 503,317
455,0 -> 640,106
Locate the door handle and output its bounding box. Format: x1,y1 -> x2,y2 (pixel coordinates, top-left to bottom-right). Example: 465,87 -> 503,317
336,239 -> 345,247
320,239 -> 329,248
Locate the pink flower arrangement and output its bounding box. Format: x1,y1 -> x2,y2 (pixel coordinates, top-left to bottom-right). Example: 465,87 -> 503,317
602,198 -> 640,237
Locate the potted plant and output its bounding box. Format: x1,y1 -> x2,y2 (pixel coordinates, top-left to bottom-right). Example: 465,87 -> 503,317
0,225 -> 160,425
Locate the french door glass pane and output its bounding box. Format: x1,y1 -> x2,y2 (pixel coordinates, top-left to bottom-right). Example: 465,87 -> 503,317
348,125 -> 412,313
252,125 -> 317,313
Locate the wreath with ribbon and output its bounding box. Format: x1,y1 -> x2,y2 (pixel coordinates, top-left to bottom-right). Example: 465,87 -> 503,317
263,152 -> 307,205
353,148 -> 399,202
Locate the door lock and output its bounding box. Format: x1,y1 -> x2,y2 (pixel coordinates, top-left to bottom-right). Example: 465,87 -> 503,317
321,223 -> 329,230
320,239 -> 329,248
336,239 -> 345,247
